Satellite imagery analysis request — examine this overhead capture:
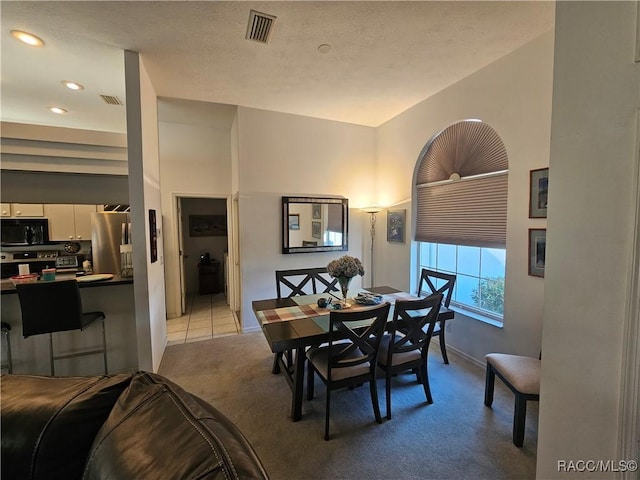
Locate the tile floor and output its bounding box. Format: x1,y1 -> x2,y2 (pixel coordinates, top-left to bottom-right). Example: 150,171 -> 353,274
166,292 -> 239,345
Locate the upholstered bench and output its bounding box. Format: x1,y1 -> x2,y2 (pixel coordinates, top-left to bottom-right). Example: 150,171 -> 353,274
484,353 -> 540,447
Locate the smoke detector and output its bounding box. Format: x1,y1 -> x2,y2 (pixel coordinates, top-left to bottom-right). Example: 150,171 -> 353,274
246,10 -> 276,44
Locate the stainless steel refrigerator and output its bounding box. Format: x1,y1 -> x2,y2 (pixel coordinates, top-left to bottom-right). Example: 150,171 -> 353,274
91,212 -> 131,274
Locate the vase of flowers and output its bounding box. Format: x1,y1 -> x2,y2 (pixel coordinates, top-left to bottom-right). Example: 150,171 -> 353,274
327,255 -> 364,307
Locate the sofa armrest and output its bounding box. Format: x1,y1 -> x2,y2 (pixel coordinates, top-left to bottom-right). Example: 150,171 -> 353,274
83,372 -> 269,480
1,373 -> 134,480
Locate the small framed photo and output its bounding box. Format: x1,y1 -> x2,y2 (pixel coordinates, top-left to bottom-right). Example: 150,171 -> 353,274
387,209 -> 406,243
288,214 -> 300,230
528,228 -> 546,277
312,221 -> 321,239
312,204 -> 321,219
529,168 -> 549,218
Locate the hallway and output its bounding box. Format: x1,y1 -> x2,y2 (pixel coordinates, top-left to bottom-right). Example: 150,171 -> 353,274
166,293 -> 239,345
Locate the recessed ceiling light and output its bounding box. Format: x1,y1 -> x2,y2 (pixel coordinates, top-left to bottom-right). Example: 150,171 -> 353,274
62,81 -> 84,91
49,107 -> 67,115
10,30 -> 44,47
318,44 -> 331,54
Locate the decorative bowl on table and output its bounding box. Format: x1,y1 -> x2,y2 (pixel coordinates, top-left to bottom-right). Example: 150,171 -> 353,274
354,292 -> 384,305
10,274 -> 39,285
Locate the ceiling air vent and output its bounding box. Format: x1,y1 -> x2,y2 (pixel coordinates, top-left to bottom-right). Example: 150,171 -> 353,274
100,95 -> 124,106
246,10 -> 276,44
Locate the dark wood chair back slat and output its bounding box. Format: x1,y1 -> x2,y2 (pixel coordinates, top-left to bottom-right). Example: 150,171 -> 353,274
417,268 -> 456,307
275,267 -> 339,299
327,302 -> 391,376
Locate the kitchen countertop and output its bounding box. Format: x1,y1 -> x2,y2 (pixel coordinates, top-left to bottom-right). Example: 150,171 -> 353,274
1,273 -> 133,295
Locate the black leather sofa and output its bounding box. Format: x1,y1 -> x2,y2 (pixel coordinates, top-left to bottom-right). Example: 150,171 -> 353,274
1,372 -> 269,479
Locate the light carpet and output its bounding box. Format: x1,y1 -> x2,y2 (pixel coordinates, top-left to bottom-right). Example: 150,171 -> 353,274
158,332 -> 538,480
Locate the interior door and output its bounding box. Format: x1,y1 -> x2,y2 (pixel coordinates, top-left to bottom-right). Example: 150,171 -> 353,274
177,198 -> 186,314
231,193 -> 241,314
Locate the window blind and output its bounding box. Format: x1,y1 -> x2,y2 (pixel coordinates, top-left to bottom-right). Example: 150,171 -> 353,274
414,120 -> 508,248
326,204 -> 343,233
415,172 -> 508,248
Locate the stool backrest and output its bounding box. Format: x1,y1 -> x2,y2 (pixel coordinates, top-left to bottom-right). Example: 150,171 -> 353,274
16,280 -> 84,338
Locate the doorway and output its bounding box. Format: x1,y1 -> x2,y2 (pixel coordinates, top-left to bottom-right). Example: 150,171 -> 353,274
167,196 -> 238,344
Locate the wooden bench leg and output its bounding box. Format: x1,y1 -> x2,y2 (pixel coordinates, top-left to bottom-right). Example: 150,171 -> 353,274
513,394 -> 527,447
484,363 -> 495,407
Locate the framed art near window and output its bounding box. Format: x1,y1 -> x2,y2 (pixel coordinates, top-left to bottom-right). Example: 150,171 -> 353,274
528,228 -> 546,277
387,209 -> 406,243
529,168 -> 549,218
312,221 -> 321,239
312,204 -> 321,219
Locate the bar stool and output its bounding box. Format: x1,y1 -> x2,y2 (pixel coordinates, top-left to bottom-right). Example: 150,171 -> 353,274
1,322 -> 13,374
16,280 -> 107,376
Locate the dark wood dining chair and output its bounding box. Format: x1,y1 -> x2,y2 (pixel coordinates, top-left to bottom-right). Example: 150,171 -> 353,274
376,293 -> 443,419
417,268 -> 457,364
272,267 -> 340,375
306,302 -> 391,440
16,280 -> 107,376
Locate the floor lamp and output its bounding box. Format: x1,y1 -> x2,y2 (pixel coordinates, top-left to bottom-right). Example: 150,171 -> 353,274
363,207 -> 382,288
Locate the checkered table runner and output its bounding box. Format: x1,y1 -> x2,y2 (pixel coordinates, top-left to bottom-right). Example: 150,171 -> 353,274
257,291 -> 418,324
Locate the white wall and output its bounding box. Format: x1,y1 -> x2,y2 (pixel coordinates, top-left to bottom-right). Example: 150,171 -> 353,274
157,99 -> 235,318
236,107 -> 376,331
375,31 -> 555,361
537,2 -> 639,476
124,51 -> 167,372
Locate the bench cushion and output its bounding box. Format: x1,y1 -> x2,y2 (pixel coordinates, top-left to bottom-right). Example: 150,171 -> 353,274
486,353 -> 540,395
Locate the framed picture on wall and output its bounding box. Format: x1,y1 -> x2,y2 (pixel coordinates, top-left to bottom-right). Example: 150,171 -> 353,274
288,214 -> 300,230
149,209 -> 158,263
387,209 -> 406,243
312,221 -> 321,239
189,215 -> 227,237
528,228 -> 546,277
529,168 -> 549,218
312,204 -> 321,219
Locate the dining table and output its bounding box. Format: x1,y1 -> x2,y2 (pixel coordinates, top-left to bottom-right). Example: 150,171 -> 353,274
252,286 -> 455,422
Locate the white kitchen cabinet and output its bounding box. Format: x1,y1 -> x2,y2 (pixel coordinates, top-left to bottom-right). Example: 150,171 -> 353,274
73,204 -> 97,240
10,203 -> 44,217
1,203 -> 11,217
45,204 -> 97,241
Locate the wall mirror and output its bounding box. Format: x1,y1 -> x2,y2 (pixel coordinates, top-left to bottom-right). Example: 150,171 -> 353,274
282,196 -> 348,254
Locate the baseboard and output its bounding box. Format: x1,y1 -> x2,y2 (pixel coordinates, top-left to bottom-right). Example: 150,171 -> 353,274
242,325 -> 261,334
430,338 -> 486,370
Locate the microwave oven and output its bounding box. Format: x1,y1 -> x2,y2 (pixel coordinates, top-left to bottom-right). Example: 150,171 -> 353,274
1,218 -> 50,246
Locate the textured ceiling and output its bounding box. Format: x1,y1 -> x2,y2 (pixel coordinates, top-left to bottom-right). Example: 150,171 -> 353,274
1,1 -> 554,132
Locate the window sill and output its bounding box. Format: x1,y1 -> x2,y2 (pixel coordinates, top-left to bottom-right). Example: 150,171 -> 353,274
449,305 -> 503,328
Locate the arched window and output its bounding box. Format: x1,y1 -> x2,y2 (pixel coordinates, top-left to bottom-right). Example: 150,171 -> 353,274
414,120 -> 508,319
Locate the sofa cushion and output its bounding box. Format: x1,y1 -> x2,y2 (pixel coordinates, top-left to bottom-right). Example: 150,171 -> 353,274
1,373 -> 133,480
83,372 -> 268,480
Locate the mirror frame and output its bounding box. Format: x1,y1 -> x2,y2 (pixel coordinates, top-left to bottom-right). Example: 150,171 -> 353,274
282,196 -> 348,254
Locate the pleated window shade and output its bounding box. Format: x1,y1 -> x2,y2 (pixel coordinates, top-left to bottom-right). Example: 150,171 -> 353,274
415,120 -> 509,248
326,204 -> 343,233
